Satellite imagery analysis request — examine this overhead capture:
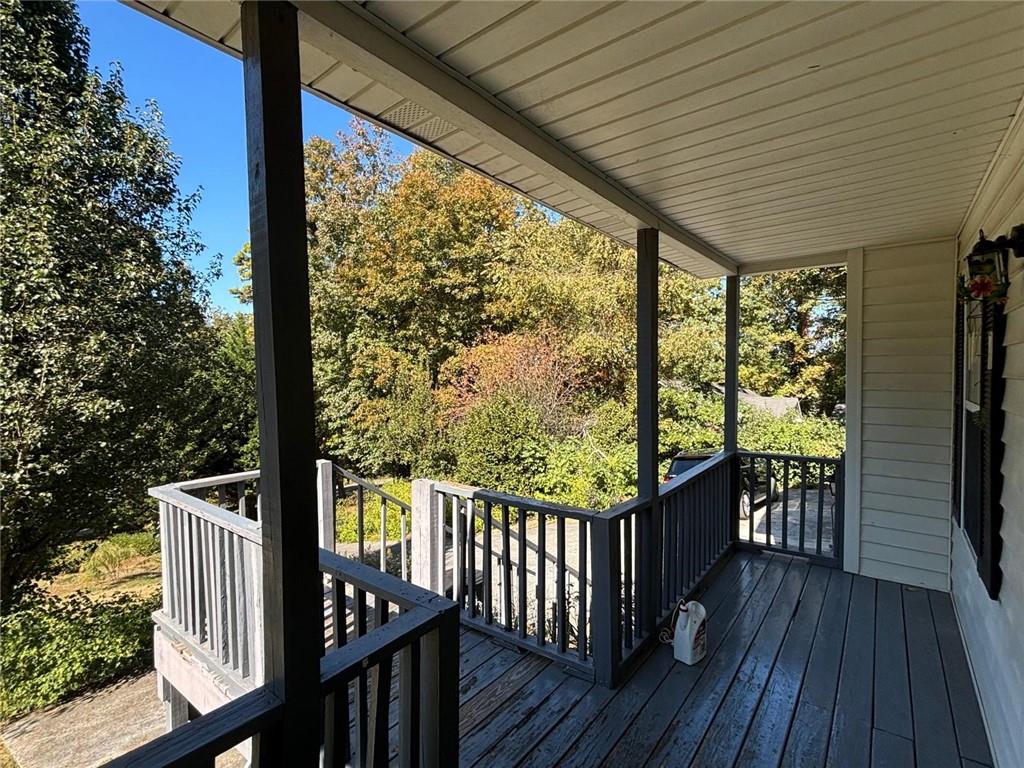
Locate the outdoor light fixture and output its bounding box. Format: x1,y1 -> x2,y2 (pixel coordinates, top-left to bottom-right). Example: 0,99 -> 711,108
959,224 -> 1024,304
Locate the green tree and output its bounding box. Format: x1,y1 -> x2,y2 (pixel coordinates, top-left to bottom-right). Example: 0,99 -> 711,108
0,0 -> 213,601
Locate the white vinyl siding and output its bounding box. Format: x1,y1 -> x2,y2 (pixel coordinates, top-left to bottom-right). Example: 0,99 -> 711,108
951,112 -> 1024,768
856,239 -> 955,590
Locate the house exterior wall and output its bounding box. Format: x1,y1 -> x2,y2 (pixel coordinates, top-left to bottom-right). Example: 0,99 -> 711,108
848,239 -> 956,590
950,111 -> 1024,768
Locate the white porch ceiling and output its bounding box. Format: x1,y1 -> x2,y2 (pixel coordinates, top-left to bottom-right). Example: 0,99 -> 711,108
128,1 -> 1024,277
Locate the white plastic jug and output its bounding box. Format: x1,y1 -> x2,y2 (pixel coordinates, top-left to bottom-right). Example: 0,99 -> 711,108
672,600 -> 707,665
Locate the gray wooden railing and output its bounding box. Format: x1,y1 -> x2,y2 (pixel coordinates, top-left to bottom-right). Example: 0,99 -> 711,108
424,481 -> 595,676
328,462 -> 411,580
591,452 -> 733,686
126,466 -> 457,768
735,451 -> 845,567
150,473 -> 265,685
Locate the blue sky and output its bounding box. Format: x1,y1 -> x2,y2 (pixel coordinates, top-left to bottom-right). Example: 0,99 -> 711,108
78,1 -> 413,312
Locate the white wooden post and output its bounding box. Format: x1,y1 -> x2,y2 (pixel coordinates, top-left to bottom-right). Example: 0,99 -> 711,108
411,479 -> 439,593
316,459 -> 335,553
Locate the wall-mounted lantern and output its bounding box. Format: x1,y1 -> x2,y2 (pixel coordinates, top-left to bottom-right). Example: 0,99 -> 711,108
959,224 -> 1024,304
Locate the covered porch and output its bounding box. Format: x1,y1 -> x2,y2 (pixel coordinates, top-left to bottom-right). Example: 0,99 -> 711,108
107,2 -> 1023,767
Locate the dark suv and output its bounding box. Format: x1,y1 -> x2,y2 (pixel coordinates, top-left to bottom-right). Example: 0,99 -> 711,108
663,451 -> 778,519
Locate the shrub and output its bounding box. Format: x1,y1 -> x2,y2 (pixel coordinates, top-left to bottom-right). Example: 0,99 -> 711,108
335,480 -> 412,544
81,532 -> 160,580
0,589 -> 159,720
452,394 -> 549,497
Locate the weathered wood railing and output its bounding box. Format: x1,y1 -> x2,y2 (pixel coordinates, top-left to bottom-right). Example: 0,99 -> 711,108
328,462 -> 411,580
150,474 -> 264,685
734,450 -> 844,567
423,481 -> 595,676
591,452 -> 733,686
118,468 -> 457,768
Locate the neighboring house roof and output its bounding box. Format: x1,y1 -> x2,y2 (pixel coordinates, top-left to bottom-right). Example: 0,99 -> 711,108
708,383 -> 803,418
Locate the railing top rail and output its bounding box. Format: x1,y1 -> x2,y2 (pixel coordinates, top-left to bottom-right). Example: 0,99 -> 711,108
333,463 -> 411,511
149,485 -> 262,543
659,450 -> 733,496
319,546 -> 454,611
736,449 -> 843,463
596,450 -> 733,521
432,480 -> 597,521
320,605 -> 443,694
173,469 -> 261,492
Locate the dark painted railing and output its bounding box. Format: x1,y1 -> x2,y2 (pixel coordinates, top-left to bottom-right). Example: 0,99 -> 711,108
590,453 -> 733,686
430,481 -> 594,676
319,548 -> 459,768
734,451 -> 844,567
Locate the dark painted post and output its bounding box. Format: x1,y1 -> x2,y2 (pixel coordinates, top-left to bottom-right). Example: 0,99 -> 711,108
591,514 -> 621,687
724,275 -> 740,543
241,2 -> 321,761
636,228 -> 660,632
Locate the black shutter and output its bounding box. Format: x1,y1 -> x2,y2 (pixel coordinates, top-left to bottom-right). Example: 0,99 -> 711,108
979,296 -> 1006,599
952,301 -> 964,525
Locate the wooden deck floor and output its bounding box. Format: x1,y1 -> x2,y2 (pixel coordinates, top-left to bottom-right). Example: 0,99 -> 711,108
455,550 -> 993,768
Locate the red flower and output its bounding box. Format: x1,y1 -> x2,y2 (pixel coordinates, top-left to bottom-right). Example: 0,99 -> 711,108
968,275 -> 996,299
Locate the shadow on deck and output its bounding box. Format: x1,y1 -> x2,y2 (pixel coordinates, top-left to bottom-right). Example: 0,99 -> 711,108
455,550 -> 992,768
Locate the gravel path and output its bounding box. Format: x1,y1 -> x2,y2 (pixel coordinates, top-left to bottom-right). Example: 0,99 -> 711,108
0,674 -> 245,768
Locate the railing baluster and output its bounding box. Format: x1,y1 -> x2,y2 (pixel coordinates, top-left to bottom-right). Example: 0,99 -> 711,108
467,498 -> 477,618
623,515 -> 633,648
483,500 -> 493,624
236,535 -> 251,679
501,504 -> 512,632
379,497 -> 387,573
355,587 -> 368,764
357,485 -> 365,564
817,461 -> 826,556
400,508 -> 408,582
765,458 -> 773,548
782,458 -> 790,552
747,457 -> 756,543
398,639 -> 420,768
452,495 -> 463,609
536,511 -> 546,646
436,490 -> 446,597
578,519 -> 588,661
556,516 -> 567,653
517,504 -> 527,638
236,480 -> 247,518
799,461 -> 808,553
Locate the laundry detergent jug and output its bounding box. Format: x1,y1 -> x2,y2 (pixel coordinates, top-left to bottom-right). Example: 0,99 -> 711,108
672,600 -> 707,665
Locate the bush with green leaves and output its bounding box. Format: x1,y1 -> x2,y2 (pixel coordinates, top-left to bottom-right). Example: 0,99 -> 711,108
335,480 -> 411,544
81,532 -> 160,580
452,394 -> 550,497
0,589 -> 159,720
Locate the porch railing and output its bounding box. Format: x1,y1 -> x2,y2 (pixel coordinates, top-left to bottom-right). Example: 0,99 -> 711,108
143,467 -> 458,768
591,452 -> 733,686
329,463 -> 411,580
150,474 -> 264,685
427,481 -> 594,676
734,451 -> 845,567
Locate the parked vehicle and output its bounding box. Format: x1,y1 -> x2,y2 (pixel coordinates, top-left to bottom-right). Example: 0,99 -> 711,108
663,451 -> 778,519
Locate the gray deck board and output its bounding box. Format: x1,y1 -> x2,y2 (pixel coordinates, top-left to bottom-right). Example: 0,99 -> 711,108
601,551 -> 767,766
734,566 -> 830,767
873,580 -> 913,740
780,569 -> 853,768
929,592 -> 994,766
445,552 -> 992,768
904,586 -> 961,768
827,575 -> 876,768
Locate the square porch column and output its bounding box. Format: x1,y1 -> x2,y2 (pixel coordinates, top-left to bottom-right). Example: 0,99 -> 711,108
241,2 -> 321,761
637,228 -> 660,630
